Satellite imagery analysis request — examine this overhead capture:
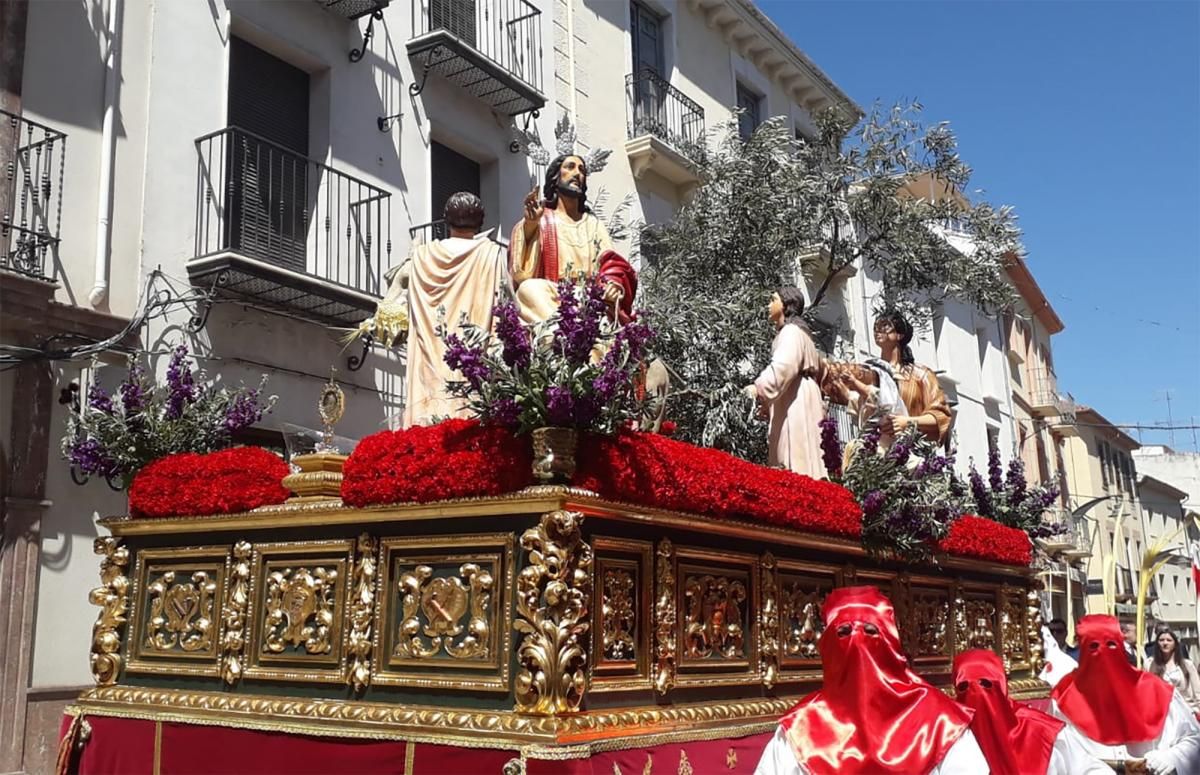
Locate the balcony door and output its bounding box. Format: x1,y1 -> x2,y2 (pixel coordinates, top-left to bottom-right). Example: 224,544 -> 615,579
227,37 -> 310,271
430,141 -> 481,241
630,2 -> 666,138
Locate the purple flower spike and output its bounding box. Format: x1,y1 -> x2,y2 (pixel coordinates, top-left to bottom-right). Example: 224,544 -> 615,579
165,345 -> 197,420
493,301 -> 531,370
87,383 -> 114,415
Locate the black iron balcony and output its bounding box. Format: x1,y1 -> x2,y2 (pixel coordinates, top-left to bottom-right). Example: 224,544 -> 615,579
407,0 -> 545,116
1,110 -> 65,281
626,69 -> 705,165
192,127 -> 391,327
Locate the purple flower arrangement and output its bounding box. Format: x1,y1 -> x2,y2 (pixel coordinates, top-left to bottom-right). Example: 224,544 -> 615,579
838,426 -> 966,564
439,278 -> 654,434
967,448 -> 1062,538
819,415 -> 843,479
62,344 -> 276,486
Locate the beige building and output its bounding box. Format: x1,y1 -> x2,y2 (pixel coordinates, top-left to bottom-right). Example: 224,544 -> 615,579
1138,474 -> 1198,660
1002,254 -> 1091,625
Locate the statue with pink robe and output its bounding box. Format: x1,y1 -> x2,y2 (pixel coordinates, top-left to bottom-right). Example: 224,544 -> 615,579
746,288 -> 826,480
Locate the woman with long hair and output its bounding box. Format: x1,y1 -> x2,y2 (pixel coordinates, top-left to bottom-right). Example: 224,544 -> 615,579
873,310 -> 953,444
1149,629 -> 1200,712
745,287 -> 826,479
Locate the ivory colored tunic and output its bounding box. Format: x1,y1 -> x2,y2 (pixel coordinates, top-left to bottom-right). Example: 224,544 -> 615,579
388,237 -> 509,427
510,209 -> 613,284
895,363 -> 953,444
754,323 -> 826,480
754,727 -> 988,775
1051,692 -> 1200,775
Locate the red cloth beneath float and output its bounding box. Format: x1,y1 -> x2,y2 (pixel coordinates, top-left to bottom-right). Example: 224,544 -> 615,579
60,714 -> 770,774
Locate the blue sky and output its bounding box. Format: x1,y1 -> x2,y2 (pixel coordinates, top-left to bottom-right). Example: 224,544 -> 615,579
762,0 -> 1200,450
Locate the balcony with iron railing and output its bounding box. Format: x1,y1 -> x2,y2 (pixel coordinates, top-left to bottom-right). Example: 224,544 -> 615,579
1,110 -> 65,282
1038,508 -> 1091,558
1028,366 -> 1077,427
624,69 -> 705,191
407,0 -> 545,116
191,127 -> 391,327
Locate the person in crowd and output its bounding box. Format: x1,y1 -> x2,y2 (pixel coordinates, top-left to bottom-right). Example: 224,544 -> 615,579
1122,620 -> 1144,666
1051,614 -> 1200,775
754,585 -> 986,774
1048,617 -> 1080,661
1149,628 -> 1200,713
1041,623 -> 1080,689
1149,621 -> 1173,659
955,648 -> 1107,774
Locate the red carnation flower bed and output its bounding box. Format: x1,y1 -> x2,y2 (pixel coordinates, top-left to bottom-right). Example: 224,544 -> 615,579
938,514 -> 1033,566
575,431 -> 863,538
129,446 -> 290,518
341,419 -> 532,508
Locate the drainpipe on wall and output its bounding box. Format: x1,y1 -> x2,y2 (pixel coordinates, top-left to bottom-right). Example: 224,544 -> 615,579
89,0 -> 121,308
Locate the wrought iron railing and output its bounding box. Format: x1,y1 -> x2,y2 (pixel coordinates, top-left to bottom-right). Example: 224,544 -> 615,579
411,0 -> 543,94
625,69 -> 705,163
1,110 -> 65,280
194,127 -> 391,296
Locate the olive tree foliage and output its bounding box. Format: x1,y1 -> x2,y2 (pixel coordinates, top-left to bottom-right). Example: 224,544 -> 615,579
640,102 -> 1021,462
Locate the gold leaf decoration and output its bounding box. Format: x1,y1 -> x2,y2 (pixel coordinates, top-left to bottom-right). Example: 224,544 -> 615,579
88,537 -> 130,685
347,533 -> 376,692
221,541 -> 252,685
654,538 -> 677,695
760,552 -> 779,689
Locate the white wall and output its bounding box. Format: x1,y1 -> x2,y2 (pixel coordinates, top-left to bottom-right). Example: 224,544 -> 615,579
21,0 -> 555,690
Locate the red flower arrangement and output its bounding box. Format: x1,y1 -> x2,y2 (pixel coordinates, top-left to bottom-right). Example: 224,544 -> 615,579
128,446 -> 289,518
938,514 -> 1033,566
573,431 -> 863,538
341,419 -> 532,508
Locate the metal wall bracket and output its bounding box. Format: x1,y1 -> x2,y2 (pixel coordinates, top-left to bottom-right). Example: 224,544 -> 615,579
408,45 -> 447,98
349,9 -> 383,63
346,331 -> 374,372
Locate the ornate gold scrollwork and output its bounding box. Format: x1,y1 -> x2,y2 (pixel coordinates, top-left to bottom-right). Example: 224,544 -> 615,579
347,533 -> 376,691
997,585 -> 1027,672
782,582 -> 824,660
89,537 -> 130,685
263,566 -> 338,655
221,541 -> 252,685
1026,585 -> 1044,672
654,538 -> 677,695
395,562 -> 494,661
144,570 -> 217,653
602,568 -> 636,661
684,574 -> 747,660
513,510 -> 593,715
963,598 -> 997,651
760,552 -> 779,689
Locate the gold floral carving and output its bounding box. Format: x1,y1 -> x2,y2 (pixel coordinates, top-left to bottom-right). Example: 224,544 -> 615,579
781,582 -> 824,661
221,541 -> 252,685
684,574 -> 747,660
760,552 -> 779,688
602,568 -> 636,661
513,510 -> 593,714
395,562 -> 494,661
998,586 -> 1029,671
143,570 -> 217,653
963,598 -> 997,651
654,538 -> 677,695
347,533 -> 376,691
677,750 -> 694,775
263,566 -> 338,655
89,537 -> 130,685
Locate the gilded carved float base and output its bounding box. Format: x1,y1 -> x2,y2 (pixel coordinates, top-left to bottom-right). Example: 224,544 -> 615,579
67,685 -> 793,756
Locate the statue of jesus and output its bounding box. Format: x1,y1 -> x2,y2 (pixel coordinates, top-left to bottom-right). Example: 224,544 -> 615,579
509,154 -> 636,325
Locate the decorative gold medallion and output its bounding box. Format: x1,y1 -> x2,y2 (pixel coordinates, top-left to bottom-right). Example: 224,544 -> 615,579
317,371 -> 345,453
683,574 -> 747,660
89,537 -> 130,685
394,563 -> 493,661
264,566 -> 338,655
143,570 -> 217,652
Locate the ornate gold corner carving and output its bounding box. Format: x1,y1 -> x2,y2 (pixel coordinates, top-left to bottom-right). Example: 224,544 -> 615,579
89,537 -> 130,685
347,533 -> 377,692
1026,585 -> 1044,674
221,541 -> 252,685
654,538 -> 677,695
513,510 -> 593,714
760,552 -> 779,689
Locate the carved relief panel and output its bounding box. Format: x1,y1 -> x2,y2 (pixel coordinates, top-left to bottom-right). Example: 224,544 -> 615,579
244,540 -> 354,683
591,537 -> 653,692
373,533 -> 514,691
126,547 -> 229,678
775,560 -> 838,681
999,585 -> 1032,672
907,586 -> 951,662
955,590 -> 999,654
675,547 -> 759,688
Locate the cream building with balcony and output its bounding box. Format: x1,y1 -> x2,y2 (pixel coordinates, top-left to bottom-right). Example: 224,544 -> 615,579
1138,474 -> 1198,660
1,1 -> 558,770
